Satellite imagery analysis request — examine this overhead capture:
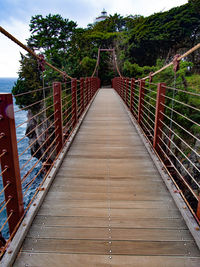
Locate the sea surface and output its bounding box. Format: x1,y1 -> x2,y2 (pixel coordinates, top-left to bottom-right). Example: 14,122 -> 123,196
0,78 -> 41,238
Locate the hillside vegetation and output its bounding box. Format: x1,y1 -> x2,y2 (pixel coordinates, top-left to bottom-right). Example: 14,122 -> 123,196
12,0 -> 200,96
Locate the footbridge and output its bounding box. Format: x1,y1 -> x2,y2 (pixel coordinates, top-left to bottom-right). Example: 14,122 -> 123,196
0,27 -> 200,266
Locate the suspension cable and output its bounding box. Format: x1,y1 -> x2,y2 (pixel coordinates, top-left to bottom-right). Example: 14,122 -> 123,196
113,50 -> 122,77
91,48 -> 100,77
91,48 -> 122,78
0,26 -> 73,80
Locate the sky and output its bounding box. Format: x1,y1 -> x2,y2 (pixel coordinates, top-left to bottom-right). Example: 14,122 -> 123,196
0,0 -> 188,78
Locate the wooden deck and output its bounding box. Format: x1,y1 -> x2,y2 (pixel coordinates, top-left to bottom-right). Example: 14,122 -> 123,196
14,89 -> 200,266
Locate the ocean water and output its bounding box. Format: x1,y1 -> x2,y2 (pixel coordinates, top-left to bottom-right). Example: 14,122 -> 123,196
0,78 -> 42,238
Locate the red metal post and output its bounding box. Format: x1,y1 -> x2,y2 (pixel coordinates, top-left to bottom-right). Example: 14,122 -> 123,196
113,78 -> 116,91
85,78 -> 89,106
92,78 -> 95,96
138,80 -> 145,124
115,78 -> 117,91
93,78 -> 95,96
122,78 -> 126,101
0,93 -> 24,235
83,79 -> 86,107
71,78 -> 77,126
95,78 -> 98,92
116,78 -> 118,94
90,78 -> 92,99
80,78 -> 84,115
197,197 -> 200,220
91,78 -> 94,98
120,77 -> 123,98
130,78 -> 135,113
116,78 -> 119,94
117,78 -> 120,95
119,78 -> 121,97
98,78 -> 101,89
90,78 -> 92,101
90,78 -> 93,99
88,78 -> 90,102
153,83 -> 166,151
90,78 -> 92,100
95,78 -> 97,94
125,78 -> 130,107
53,82 -> 63,154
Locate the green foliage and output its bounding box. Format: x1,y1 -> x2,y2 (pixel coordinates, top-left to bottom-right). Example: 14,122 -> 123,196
12,54 -> 43,110
123,60 -> 156,78
13,1 -> 200,103
29,14 -> 77,54
28,13 -> 77,77
80,57 -> 96,76
121,1 -> 200,67
186,74 -> 200,93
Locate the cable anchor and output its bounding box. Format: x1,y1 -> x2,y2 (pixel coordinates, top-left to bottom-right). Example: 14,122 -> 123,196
173,54 -> 181,72
38,54 -> 46,72
149,72 -> 153,83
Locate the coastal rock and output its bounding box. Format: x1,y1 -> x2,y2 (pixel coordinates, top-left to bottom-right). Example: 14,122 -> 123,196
25,109 -> 55,163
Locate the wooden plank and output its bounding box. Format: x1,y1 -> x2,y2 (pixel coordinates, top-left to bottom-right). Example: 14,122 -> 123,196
58,168 -> 159,178
68,153 -> 151,159
14,253 -> 200,267
72,136 -> 145,144
54,174 -> 163,181
61,157 -> 158,169
27,225 -> 193,241
43,191 -> 172,201
37,207 -> 181,218
69,142 -> 147,149
33,215 -> 188,229
50,177 -> 165,186
14,253 -> 108,267
48,184 -> 169,194
59,162 -> 158,175
21,238 -> 200,256
41,200 -> 177,209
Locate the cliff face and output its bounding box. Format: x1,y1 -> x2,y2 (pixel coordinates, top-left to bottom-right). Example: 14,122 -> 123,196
25,109 -> 55,164
166,134 -> 200,210
181,136 -> 200,191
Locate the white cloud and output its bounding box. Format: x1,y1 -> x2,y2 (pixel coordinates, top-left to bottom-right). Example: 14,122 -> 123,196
79,0 -> 188,17
0,0 -> 188,77
0,19 -> 30,77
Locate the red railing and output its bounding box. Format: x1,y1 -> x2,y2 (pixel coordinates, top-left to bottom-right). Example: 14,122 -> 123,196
0,77 -> 100,256
113,76 -> 200,223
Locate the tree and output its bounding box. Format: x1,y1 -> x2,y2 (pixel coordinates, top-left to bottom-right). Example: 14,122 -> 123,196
121,1 -> 200,67
12,54 -> 43,110
28,14 -> 77,68
13,1 -> 200,89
